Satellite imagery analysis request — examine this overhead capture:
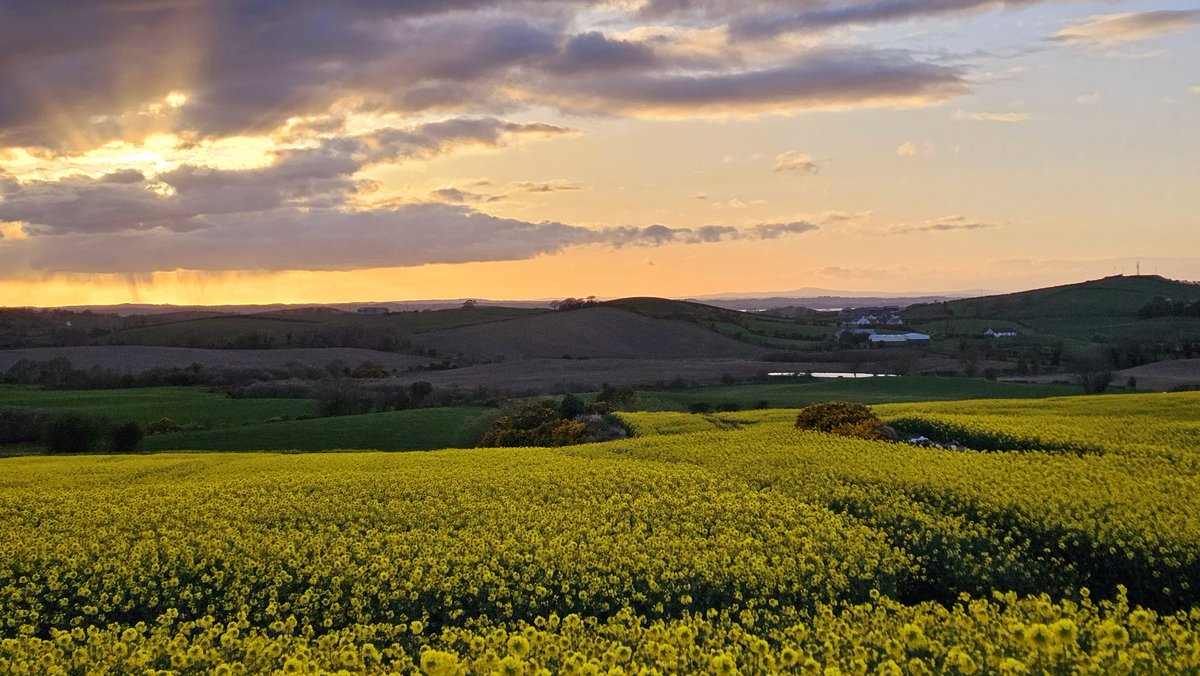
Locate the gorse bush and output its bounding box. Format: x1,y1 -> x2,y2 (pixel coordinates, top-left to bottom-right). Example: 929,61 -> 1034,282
794,401 -> 896,441
478,396 -> 630,447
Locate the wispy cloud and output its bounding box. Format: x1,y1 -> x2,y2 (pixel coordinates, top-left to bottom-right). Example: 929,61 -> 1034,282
953,110 -> 1031,122
511,181 -> 584,193
1053,10 -> 1200,47
1075,92 -> 1102,105
887,216 -> 1000,235
896,140 -> 935,156
773,151 -> 820,174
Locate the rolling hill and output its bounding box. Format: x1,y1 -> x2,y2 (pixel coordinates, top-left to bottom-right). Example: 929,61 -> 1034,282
903,275 -> 1200,352
411,305 -> 765,360
905,275 -> 1200,321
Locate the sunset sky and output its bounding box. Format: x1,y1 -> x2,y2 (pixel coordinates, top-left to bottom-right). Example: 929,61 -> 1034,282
1,0 -> 1198,306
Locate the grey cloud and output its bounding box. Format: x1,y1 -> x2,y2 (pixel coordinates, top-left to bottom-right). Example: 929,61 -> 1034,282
432,179 -> 581,203
547,48 -> 966,114
547,32 -> 660,74
635,0 -> 1057,37
1,1 -> 977,150
749,221 -> 820,238
512,181 -> 584,192
0,204 -> 595,274
728,0 -> 1049,39
0,203 -> 819,275
0,4 -> 575,147
0,118 -> 568,234
431,187 -> 488,203
606,221 -> 817,246
888,218 -> 998,234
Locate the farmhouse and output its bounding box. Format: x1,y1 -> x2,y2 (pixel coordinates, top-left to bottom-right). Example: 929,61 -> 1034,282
868,332 -> 930,347
984,328 -> 1018,338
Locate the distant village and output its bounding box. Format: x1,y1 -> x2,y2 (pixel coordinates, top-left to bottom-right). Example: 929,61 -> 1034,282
834,306 -> 1018,347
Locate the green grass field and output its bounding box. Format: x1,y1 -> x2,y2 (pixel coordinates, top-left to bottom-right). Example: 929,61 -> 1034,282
140,405 -> 498,452
634,376 -> 1079,410
0,385 -> 315,427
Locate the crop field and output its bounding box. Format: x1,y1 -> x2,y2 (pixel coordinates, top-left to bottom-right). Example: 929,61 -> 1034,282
637,376 -> 1078,410
0,385 -> 315,427
138,406 -> 498,453
2,392 -> 1199,672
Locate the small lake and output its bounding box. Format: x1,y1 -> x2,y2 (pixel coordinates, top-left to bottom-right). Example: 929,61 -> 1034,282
767,372 -> 898,379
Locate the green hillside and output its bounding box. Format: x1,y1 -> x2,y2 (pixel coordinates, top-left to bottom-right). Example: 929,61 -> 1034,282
902,276 -> 1200,359
906,275 -> 1200,321
97,306 -> 544,350
608,297 -> 836,346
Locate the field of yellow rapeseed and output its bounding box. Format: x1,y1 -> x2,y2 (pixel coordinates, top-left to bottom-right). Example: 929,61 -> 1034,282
2,392 -> 1199,673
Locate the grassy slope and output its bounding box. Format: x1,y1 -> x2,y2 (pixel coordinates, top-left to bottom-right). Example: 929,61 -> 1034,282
906,275 -> 1200,321
902,276 -> 1200,359
609,297 -> 836,347
634,376 -> 1079,410
412,306 -> 764,360
140,406 -> 498,452
98,307 -> 544,348
0,385 -> 315,426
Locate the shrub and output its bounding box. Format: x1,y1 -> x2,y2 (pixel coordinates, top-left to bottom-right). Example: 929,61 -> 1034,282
595,384 -> 635,408
409,381 -> 434,404
794,401 -> 896,441
109,421 -> 144,453
42,413 -> 107,454
351,361 -> 391,379
314,380 -> 374,417
0,408 -> 52,445
239,380 -> 317,399
479,397 -> 632,447
146,418 -> 182,435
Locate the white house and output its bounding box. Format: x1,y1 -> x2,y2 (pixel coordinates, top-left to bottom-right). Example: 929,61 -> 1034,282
984,328 -> 1018,338
869,332 -> 930,347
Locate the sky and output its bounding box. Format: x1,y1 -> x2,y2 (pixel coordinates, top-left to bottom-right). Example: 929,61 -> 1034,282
0,0 -> 1197,306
